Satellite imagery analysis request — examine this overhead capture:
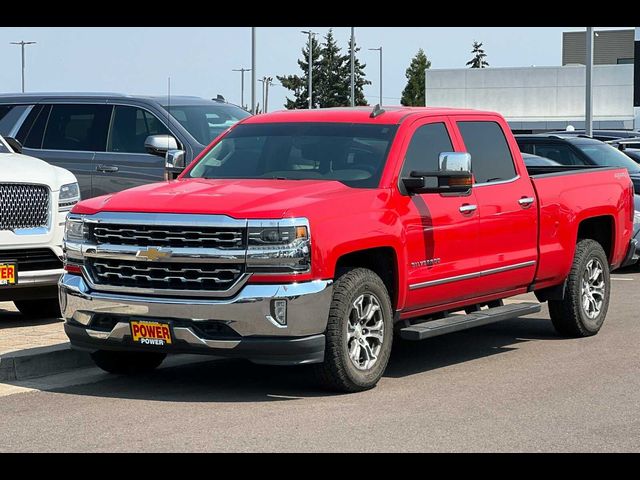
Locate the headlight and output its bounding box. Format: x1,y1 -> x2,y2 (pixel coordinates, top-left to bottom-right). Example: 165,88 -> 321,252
59,182 -> 80,211
246,218 -> 311,274
64,216 -> 86,242
634,211 -> 640,225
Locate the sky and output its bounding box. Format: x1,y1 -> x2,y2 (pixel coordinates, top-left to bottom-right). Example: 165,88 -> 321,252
0,27 -> 631,111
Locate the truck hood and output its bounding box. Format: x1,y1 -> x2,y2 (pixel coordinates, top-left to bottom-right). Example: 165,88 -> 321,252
74,178 -> 366,218
0,152 -> 76,190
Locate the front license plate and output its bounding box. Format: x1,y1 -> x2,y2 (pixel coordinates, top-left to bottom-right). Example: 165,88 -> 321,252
0,263 -> 17,286
131,321 -> 172,346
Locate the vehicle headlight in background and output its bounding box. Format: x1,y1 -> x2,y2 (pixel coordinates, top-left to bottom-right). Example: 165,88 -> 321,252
634,211 -> 640,225
64,216 -> 86,242
59,182 -> 80,211
246,218 -> 311,274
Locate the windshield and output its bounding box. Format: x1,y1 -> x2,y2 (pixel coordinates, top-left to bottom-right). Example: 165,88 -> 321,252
188,122 -> 398,188
164,104 -> 251,145
576,143 -> 640,173
0,136 -> 11,154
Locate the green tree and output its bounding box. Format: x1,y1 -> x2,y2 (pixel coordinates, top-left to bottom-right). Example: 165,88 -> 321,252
316,29 -> 349,107
345,39 -> 370,106
466,41 -> 489,68
400,48 -> 431,106
277,34 -> 322,109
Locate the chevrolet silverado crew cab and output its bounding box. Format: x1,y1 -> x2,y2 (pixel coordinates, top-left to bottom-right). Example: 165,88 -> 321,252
59,107 -> 636,392
1,135 -> 79,317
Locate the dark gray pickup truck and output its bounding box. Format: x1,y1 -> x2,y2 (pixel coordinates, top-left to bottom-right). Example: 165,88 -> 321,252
0,93 -> 250,200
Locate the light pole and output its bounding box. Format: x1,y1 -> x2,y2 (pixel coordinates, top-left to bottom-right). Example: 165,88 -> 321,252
10,41 -> 36,93
259,76 -> 274,113
585,27 -> 594,137
369,46 -> 383,106
350,27 -> 355,107
251,27 -> 256,114
232,68 -> 251,110
301,30 -> 317,109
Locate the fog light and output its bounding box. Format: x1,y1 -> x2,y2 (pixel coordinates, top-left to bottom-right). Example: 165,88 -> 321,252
271,299 -> 287,326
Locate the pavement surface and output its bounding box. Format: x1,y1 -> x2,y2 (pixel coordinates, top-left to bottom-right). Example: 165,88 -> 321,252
1,270 -> 639,452
0,303 -> 66,356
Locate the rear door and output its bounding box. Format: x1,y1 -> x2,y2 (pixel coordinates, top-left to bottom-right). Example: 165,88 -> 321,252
92,105 -> 173,196
453,117 -> 537,295
398,117 -> 481,312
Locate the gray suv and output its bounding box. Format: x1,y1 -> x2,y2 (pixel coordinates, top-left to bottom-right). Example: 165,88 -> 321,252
0,93 -> 250,199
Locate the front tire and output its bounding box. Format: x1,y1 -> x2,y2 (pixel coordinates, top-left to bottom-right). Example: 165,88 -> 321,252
548,239 -> 610,337
14,299 -> 61,319
91,350 -> 166,375
314,268 -> 393,393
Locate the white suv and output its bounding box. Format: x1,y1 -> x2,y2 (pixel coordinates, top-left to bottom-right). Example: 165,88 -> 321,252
0,135 -> 79,317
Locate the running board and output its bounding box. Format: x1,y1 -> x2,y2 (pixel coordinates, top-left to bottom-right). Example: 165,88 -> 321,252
399,302 -> 541,341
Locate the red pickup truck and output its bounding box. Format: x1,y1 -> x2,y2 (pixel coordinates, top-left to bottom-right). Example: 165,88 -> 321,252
60,107 -> 636,392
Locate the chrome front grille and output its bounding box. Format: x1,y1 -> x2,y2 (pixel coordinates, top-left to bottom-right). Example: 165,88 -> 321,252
0,184 -> 50,231
90,224 -> 245,249
86,258 -> 245,293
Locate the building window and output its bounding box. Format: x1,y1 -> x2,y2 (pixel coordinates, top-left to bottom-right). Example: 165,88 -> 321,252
617,58 -> 634,65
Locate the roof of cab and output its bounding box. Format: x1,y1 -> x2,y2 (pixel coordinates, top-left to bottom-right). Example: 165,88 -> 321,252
242,106 -> 501,125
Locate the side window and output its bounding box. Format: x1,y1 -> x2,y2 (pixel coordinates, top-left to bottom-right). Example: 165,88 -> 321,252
108,106 -> 170,154
18,105 -> 51,148
534,144 -> 584,166
457,121 -> 517,184
42,104 -> 111,152
400,122 -> 454,177
518,142 -> 535,155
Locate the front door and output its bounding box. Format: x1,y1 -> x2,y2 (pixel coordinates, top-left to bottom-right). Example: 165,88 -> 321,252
398,118 -> 481,313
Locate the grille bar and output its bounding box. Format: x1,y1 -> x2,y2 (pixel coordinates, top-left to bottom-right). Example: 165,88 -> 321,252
0,248 -> 62,271
0,184 -> 50,231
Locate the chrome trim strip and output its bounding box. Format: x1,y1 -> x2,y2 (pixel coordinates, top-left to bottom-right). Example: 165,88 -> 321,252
80,243 -> 246,263
172,328 -> 241,349
409,260 -> 536,290
474,175 -> 520,188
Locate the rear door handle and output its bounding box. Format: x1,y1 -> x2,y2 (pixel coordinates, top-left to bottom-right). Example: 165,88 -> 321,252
459,204 -> 477,214
519,197 -> 535,208
96,164 -> 119,173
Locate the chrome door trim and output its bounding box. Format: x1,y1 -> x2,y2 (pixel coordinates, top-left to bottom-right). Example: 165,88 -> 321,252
409,260 -> 536,290
473,175 -> 520,188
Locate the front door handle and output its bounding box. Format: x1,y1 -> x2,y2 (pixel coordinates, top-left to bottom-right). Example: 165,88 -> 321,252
519,197 -> 535,208
96,164 -> 119,173
459,204 -> 477,214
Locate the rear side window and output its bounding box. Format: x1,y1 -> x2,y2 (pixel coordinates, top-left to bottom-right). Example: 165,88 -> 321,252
534,144 -> 584,166
43,104 -> 111,152
108,105 -> 170,154
400,122 -> 454,177
457,121 -> 517,184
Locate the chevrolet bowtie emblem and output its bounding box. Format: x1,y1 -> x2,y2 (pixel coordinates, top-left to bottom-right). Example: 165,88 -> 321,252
136,247 -> 173,261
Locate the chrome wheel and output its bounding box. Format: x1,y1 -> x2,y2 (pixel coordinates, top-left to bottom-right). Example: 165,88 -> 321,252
347,293 -> 385,371
581,258 -> 605,319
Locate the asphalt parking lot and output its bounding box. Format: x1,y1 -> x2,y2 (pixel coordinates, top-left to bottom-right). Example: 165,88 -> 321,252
1,268 -> 639,452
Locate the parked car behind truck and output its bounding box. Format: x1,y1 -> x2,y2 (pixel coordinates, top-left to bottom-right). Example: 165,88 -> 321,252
60,107 -> 635,392
0,93 -> 250,200
0,135 -> 79,317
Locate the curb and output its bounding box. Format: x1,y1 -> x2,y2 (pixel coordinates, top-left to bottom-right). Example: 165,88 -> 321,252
0,343 -> 93,382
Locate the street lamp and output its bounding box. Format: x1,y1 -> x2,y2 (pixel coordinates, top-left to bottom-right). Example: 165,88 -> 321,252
10,41 -> 36,93
350,27 -> 355,107
251,27 -> 256,114
368,46 -> 383,107
301,30 -> 317,109
232,68 -> 251,110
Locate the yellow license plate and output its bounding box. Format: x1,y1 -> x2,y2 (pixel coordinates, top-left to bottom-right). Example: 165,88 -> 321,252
131,321 -> 172,346
0,263 -> 17,286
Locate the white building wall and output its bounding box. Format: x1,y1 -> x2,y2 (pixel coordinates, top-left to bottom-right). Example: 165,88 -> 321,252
426,65 -> 634,130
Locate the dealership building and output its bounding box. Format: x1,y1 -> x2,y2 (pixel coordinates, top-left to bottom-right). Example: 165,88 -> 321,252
425,29 -> 639,132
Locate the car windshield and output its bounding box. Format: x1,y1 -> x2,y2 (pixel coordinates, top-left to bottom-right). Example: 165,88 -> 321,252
576,143 -> 640,173
163,103 -> 251,145
0,136 -> 11,154
188,122 -> 399,188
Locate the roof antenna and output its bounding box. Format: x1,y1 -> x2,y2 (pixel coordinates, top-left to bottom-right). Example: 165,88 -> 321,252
370,104 -> 385,118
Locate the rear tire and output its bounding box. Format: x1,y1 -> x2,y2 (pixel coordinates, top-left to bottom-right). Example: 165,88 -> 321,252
548,239 -> 610,337
91,350 -> 166,375
314,268 -> 393,393
14,299 -> 61,319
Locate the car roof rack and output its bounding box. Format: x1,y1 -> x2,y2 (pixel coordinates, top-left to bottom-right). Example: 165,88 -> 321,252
370,104 -> 385,118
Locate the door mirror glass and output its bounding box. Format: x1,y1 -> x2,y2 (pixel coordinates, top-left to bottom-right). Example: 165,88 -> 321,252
144,134 -> 178,157
165,149 -> 186,180
402,151 -> 473,194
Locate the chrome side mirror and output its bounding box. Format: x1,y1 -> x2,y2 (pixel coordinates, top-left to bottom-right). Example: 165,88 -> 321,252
145,134 -> 179,157
165,149 -> 186,180
439,152 -> 471,173
402,151 -> 473,195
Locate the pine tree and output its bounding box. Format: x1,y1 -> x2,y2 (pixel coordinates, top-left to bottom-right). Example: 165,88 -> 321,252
466,41 -> 489,68
277,35 -> 322,109
345,39 -> 371,106
316,29 -> 349,107
400,48 -> 431,106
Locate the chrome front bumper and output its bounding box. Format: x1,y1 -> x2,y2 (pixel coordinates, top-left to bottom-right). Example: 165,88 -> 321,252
59,274 -> 333,364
